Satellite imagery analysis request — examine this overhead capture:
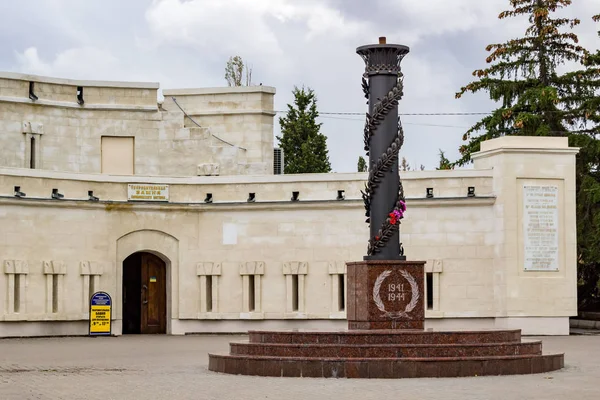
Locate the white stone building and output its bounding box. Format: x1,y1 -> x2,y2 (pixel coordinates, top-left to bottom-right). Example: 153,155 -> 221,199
0,72 -> 578,337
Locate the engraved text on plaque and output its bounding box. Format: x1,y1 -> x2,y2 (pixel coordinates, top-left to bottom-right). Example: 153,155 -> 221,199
523,185 -> 559,271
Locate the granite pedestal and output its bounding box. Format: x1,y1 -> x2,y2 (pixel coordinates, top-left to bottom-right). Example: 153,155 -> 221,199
208,329 -> 563,378
208,260 -> 564,378
347,261 -> 425,330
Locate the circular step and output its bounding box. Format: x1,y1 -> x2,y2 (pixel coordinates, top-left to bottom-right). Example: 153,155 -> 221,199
248,329 -> 521,345
208,352 -> 564,378
229,340 -> 542,358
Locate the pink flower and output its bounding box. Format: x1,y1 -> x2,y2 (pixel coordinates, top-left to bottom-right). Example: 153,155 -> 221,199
398,200 -> 407,212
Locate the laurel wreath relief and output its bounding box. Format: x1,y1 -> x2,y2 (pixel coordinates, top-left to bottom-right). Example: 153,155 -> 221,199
372,269 -> 419,319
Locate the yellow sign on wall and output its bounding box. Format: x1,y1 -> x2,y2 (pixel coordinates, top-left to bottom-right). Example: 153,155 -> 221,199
89,292 -> 112,336
127,184 -> 169,202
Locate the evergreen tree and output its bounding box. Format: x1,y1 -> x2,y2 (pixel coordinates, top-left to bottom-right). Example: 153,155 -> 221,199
276,86 -> 332,174
436,149 -> 453,170
565,14 -> 600,310
454,0 -> 586,166
357,156 -> 367,172
565,14 -> 600,134
454,2 -> 600,309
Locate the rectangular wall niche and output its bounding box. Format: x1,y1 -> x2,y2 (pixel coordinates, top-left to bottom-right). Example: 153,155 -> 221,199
239,262 -> 265,317
22,122 -> 43,169
425,259 -> 443,314
328,261 -> 347,318
80,261 -> 105,315
426,273 -> 434,310
283,262 -> 308,316
197,262 -> 222,315
43,261 -> 66,314
240,261 -> 265,318
3,260 -> 29,315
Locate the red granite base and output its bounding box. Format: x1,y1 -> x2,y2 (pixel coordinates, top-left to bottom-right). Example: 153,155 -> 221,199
348,321 -> 423,330
208,353 -> 564,378
208,261 -> 565,378
248,329 -> 522,344
347,261 -> 426,331
208,329 -> 564,378
229,341 -> 542,358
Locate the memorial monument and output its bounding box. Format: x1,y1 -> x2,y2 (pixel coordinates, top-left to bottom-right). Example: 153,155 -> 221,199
207,38 -> 565,378
347,37 -> 425,331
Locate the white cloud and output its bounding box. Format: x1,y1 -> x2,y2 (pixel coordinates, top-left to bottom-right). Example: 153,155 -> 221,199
144,0 -> 367,56
15,46 -> 120,81
387,0 -> 529,43
275,2 -> 366,40
145,0 -> 281,57
2,0 -> 598,172
15,48 -> 51,76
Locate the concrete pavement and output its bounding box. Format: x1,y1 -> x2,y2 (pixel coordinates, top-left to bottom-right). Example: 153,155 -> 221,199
0,334 -> 598,400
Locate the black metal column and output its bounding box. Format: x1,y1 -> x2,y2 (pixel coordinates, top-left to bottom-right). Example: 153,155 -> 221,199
357,37 -> 410,260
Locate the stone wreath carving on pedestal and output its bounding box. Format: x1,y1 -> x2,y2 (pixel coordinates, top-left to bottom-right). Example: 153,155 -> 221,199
372,269 -> 419,319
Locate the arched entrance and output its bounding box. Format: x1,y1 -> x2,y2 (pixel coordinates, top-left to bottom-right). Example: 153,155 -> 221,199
122,252 -> 167,334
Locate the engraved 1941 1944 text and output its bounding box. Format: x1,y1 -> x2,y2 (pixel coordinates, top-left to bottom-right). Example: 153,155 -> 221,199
373,270 -> 419,319
387,283 -> 409,302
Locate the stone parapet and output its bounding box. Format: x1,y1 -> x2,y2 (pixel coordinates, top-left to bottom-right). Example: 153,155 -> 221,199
0,71 -> 159,108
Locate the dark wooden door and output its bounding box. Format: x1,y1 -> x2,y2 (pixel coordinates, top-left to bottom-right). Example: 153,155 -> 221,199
140,253 -> 166,334
123,253 -> 142,334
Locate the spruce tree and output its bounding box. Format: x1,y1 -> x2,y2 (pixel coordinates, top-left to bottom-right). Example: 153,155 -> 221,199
357,156 -> 367,172
565,14 -> 600,134
454,0 -> 586,166
455,3 -> 600,310
565,14 -> 600,310
436,149 -> 453,170
276,86 -> 332,174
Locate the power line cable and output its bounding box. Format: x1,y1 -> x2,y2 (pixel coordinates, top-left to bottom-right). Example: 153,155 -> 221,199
275,110 -> 492,116
316,115 -> 470,129
276,109 -> 588,116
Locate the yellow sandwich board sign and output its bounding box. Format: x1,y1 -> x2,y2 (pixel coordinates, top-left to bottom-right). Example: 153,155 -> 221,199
89,291 -> 112,336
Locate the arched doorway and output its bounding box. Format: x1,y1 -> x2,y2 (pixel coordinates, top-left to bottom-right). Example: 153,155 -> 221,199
122,252 -> 167,334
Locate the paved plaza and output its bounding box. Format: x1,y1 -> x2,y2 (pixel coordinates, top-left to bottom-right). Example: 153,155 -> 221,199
0,334 -> 598,400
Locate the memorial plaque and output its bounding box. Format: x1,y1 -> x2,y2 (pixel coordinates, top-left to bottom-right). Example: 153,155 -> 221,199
523,185 -> 559,271
127,184 -> 169,202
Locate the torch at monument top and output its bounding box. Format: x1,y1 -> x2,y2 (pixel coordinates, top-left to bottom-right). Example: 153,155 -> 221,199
356,37 -> 410,261
356,37 -> 410,76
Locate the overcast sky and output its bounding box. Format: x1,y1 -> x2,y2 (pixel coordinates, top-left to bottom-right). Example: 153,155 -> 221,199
1,0 -> 598,172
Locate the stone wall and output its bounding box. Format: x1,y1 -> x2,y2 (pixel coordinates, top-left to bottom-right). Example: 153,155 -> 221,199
0,136 -> 579,336
162,86 -> 276,176
0,72 -> 275,176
